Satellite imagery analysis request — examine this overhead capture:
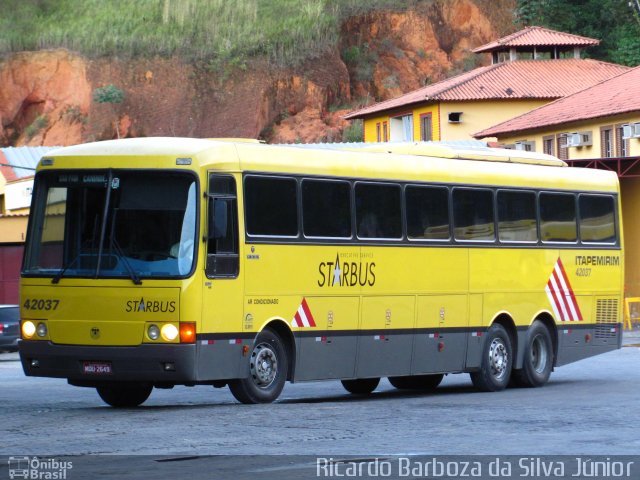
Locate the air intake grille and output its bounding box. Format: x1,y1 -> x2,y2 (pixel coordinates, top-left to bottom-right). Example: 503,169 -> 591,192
595,298 -> 619,339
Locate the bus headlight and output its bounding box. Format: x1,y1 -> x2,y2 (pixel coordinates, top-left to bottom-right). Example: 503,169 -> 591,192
22,321 -> 36,339
161,323 -> 179,342
36,322 -> 48,338
148,324 -> 160,340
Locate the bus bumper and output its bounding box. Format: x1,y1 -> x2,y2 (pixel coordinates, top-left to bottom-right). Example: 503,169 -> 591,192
19,341 -> 197,384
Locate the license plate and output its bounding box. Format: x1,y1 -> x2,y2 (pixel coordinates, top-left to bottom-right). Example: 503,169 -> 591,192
83,362 -> 112,375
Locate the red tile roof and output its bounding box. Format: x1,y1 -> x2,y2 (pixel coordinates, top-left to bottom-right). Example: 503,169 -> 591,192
472,26 -> 599,53
474,65 -> 640,138
344,59 -> 628,119
0,151 -> 17,182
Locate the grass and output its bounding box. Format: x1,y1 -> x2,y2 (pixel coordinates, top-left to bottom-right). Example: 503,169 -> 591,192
0,0 -> 414,66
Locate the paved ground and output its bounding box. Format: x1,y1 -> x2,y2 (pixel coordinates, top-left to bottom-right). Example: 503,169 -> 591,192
2,331 -> 639,458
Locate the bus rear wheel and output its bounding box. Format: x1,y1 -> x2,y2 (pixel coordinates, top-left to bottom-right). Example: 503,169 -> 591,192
470,324 -> 512,392
96,383 -> 152,408
341,378 -> 380,395
388,374 -> 444,390
511,320 -> 553,388
228,329 -> 288,404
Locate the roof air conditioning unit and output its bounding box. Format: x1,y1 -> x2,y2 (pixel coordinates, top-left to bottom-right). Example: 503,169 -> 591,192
566,131 -> 592,147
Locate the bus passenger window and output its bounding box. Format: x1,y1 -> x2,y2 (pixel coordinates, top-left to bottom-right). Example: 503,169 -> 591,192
302,179 -> 351,238
453,188 -> 495,241
206,174 -> 238,277
540,192 -> 577,242
497,190 -> 537,242
245,176 -> 298,237
355,183 -> 402,239
579,195 -> 616,244
406,186 -> 450,240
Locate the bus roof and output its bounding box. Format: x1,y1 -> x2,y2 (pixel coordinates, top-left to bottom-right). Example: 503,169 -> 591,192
41,137 -> 618,193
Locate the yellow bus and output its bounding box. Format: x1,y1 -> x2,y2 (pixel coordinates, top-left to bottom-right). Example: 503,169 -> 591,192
19,138 -> 623,406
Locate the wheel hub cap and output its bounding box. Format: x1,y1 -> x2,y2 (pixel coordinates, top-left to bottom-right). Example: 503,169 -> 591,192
251,343 -> 278,388
489,338 -> 508,380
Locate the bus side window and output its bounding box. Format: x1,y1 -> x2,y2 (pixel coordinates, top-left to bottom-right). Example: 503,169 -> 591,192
540,192 -> 577,243
206,174 -> 239,278
579,194 -> 616,244
355,182 -> 402,239
497,190 -> 537,243
406,185 -> 450,240
453,188 -> 495,241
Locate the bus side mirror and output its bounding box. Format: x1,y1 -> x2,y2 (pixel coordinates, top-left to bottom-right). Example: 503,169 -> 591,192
208,198 -> 228,240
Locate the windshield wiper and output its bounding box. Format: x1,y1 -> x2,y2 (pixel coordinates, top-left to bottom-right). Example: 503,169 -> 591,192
51,254 -> 82,284
110,237 -> 142,285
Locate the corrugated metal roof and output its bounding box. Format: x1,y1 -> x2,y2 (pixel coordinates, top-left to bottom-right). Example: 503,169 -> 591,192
474,65 -> 640,138
344,59 -> 628,119
472,26 -> 599,53
274,140 -> 488,149
0,146 -> 60,181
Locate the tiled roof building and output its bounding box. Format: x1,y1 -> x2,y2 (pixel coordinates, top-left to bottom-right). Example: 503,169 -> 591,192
344,26 -> 629,144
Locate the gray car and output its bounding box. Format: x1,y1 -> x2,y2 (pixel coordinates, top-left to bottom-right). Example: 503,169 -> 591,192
0,305 -> 19,353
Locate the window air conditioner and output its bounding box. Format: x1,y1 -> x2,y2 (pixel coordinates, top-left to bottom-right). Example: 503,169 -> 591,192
566,131 -> 592,147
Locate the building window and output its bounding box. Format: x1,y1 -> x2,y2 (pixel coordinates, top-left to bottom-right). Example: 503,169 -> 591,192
383,122 -> 388,142
616,124 -> 629,157
543,135 -> 555,156
376,123 -> 381,142
557,134 -> 568,160
420,113 -> 433,141
600,126 -> 613,158
390,114 -> 413,142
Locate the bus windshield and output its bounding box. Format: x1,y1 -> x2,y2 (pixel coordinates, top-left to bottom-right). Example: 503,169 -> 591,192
23,170 -> 197,280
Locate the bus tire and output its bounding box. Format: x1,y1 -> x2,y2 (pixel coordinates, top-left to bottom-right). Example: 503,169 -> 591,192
341,378 -> 380,395
470,324 -> 512,392
388,374 -> 444,390
96,383 -> 152,408
512,320 -> 553,388
228,329 -> 288,404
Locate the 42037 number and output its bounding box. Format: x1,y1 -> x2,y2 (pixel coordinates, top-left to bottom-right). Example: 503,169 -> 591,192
23,299 -> 60,311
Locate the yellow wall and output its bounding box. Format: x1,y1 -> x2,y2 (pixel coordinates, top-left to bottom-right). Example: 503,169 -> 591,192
497,114 -> 640,158
0,215 -> 28,243
362,106 -> 441,142
362,99 -> 547,143
440,100 -> 547,142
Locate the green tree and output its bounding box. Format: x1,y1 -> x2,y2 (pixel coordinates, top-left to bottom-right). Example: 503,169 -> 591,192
515,0 -> 640,66
93,85 -> 125,138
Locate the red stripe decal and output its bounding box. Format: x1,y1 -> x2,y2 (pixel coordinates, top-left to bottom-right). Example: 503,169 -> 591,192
301,298 -> 316,327
557,258 -> 583,320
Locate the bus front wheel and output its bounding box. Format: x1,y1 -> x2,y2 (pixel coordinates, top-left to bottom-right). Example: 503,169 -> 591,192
470,324 -> 512,392
96,383 -> 152,408
511,320 -> 553,388
229,329 -> 288,404
341,378 -> 380,395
